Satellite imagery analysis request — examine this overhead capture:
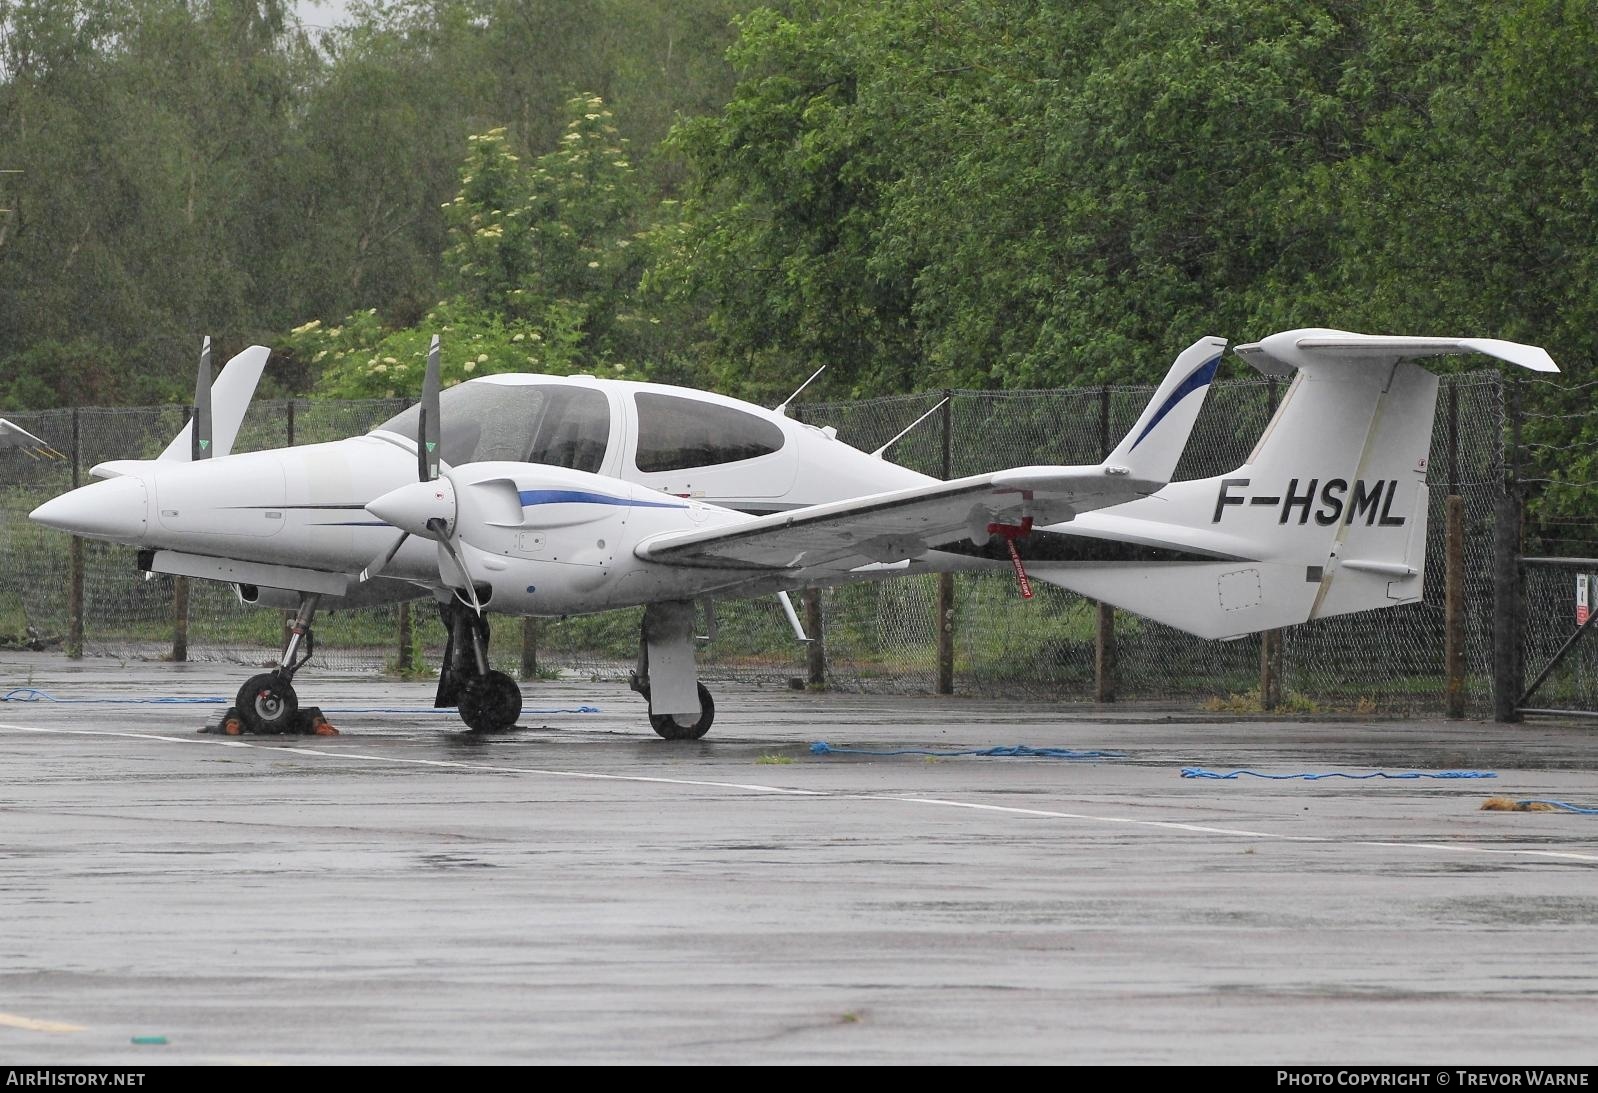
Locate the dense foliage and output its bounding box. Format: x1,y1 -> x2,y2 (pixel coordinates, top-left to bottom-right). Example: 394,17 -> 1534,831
3,0 -> 1596,524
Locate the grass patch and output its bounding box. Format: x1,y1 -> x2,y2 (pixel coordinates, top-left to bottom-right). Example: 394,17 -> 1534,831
1203,688 -> 1321,714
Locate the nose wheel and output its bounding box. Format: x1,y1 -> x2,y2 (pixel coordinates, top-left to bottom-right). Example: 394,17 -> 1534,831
210,594 -> 336,736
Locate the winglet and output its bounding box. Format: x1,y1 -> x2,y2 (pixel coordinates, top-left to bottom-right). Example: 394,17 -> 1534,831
1234,329 -> 1559,376
1103,335 -> 1227,484
159,345 -> 271,461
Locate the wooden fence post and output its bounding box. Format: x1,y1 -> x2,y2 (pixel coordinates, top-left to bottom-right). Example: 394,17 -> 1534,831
1444,495 -> 1467,717
1095,602 -> 1116,702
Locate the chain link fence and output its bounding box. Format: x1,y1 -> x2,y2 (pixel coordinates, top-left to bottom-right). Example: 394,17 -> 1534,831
0,373 -> 1518,714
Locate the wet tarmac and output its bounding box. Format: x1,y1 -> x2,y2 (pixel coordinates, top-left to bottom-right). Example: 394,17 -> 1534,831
2,652 -> 1596,1065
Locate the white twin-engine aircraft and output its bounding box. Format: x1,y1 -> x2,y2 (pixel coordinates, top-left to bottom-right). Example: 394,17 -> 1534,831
29,330 -> 1557,738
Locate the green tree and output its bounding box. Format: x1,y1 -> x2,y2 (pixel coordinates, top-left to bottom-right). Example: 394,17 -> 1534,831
301,96 -> 655,397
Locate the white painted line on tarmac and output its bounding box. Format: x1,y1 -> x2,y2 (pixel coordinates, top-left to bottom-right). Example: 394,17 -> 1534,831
0,723 -> 825,797
6,721 -> 1597,863
0,1012 -> 86,1033
870,794 -> 1598,863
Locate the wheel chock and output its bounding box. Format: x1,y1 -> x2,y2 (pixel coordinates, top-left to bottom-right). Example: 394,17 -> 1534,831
200,705 -> 338,736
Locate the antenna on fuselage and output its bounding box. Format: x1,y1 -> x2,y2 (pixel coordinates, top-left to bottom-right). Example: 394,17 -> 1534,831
869,396 -> 949,460
773,364 -> 826,417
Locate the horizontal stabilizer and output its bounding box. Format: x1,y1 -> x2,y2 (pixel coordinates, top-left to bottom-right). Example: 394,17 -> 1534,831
1235,329 -> 1558,377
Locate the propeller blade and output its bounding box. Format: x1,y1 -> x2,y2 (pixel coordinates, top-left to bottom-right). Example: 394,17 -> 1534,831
418,334 -> 441,482
357,531 -> 410,583
432,518 -> 485,619
191,336 -> 213,461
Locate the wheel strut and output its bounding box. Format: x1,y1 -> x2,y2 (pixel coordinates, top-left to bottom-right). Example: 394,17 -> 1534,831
229,593 -> 331,735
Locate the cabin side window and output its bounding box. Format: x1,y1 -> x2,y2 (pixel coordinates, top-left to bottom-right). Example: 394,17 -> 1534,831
526,386 -> 611,473
633,393 -> 786,473
372,382 -> 611,473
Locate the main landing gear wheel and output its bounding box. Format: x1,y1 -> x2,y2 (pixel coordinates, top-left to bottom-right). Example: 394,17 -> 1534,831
648,682 -> 715,741
236,672 -> 299,734
459,669 -> 523,732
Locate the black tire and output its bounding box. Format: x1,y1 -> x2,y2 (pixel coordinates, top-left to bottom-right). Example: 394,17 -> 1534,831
236,672 -> 298,734
649,682 -> 715,741
459,669 -> 523,732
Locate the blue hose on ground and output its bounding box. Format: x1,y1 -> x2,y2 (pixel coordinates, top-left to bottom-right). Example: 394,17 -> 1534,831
4,688 -> 226,704
1181,767 -> 1496,781
810,741 -> 1125,760
1514,799 -> 1598,814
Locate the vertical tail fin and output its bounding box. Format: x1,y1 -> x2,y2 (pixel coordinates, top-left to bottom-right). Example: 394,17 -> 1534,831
1034,330 -> 1557,638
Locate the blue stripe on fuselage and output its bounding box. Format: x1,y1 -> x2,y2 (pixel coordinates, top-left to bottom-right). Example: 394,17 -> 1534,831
518,488 -> 688,510
1127,354 -> 1222,452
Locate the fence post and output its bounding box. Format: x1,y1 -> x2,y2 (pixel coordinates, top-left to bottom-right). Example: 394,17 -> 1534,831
1095,601 -> 1116,702
1259,629 -> 1282,711
1443,383 -> 1466,717
520,616 -> 539,681
936,390 -> 955,694
935,575 -> 955,695
396,601 -> 414,673
286,397 -> 296,447
67,407 -> 84,658
1092,387 -> 1116,701
171,577 -> 189,662
1492,492 -> 1524,721
1445,495 -> 1467,717
804,589 -> 825,689
1493,377 -> 1524,722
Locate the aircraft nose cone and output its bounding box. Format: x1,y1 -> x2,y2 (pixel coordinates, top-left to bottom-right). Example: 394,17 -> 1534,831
366,477 -> 455,538
30,475 -> 150,541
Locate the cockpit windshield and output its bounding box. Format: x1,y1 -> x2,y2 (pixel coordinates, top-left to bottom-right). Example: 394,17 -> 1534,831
372,381 -> 611,473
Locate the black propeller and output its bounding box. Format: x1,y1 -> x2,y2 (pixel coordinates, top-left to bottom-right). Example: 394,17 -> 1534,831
360,335 -> 442,582
191,336 -> 213,462
359,335 -> 488,619
418,334 -> 441,482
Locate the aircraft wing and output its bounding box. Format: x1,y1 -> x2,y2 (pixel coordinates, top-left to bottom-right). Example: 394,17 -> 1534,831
635,465 -> 1146,574
0,418 -> 63,459
636,334 -> 1231,576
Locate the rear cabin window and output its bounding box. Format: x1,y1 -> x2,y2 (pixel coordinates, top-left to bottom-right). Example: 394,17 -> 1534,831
633,393 -> 785,473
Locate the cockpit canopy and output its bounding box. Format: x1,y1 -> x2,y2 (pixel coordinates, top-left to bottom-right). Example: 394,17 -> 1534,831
374,382 -> 611,473
373,378 -> 794,486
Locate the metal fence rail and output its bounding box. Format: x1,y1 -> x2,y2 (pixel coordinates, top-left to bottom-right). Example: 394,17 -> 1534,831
0,373 -> 1511,715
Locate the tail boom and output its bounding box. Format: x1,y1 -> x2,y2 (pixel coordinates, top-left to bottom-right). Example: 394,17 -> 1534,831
1030,334 -> 1520,638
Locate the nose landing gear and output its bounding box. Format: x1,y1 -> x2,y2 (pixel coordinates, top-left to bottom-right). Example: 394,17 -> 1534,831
213,594 -> 338,736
